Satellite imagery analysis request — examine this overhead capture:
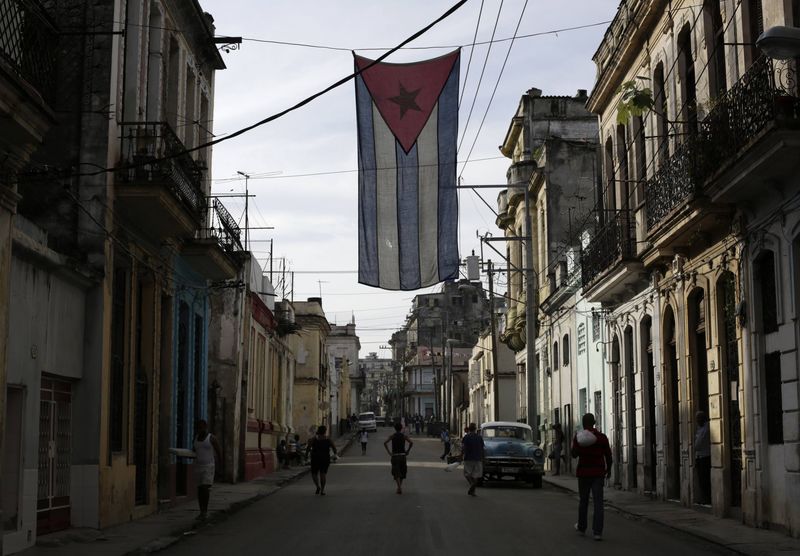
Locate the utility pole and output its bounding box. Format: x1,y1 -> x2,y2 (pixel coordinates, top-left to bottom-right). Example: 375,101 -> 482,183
236,171 -> 250,250
488,260 -> 501,421
523,183 -> 538,440
269,238 -> 273,283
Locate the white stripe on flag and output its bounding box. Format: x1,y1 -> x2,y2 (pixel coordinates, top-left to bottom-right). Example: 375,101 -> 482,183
373,103 -> 400,290
417,103 -> 439,287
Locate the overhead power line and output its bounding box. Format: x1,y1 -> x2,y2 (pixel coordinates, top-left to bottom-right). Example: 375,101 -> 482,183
60,0 -> 469,183
238,20 -> 612,52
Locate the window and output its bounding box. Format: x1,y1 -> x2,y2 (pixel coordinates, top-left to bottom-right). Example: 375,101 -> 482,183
745,0 -> 764,68
563,334 -> 570,366
755,251 -> 778,334
616,124 -> 630,211
653,62 -> 669,167
677,25 -> 698,138
633,116 -> 647,203
553,341 -> 559,369
704,0 -> 727,99
592,312 -> 602,341
764,352 -> 784,444
604,137 -> 616,214
577,323 -> 587,355
594,391 -> 603,431
579,388 -> 587,420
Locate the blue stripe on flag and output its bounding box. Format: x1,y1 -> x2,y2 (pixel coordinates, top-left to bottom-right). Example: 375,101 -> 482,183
356,74 -> 379,286
396,142 -> 421,290
437,61 -> 460,281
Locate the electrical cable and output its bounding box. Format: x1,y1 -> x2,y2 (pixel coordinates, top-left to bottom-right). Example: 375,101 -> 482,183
458,0 -> 486,108
456,0 -> 503,155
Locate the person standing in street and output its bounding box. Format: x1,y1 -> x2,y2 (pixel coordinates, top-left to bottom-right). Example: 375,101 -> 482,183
461,423 -> 484,496
307,426 -> 338,495
193,420 -> 221,521
694,411 -> 711,505
552,423 -> 564,475
571,413 -> 612,541
360,429 -> 369,455
440,428 -> 451,461
384,422 -> 413,494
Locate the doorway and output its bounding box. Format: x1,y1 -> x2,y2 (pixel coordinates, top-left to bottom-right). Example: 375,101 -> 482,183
641,316 -> 657,493
611,335 -> 622,486
718,272 -> 742,509
663,306 -> 682,500
37,379 -> 72,535
3,386 -> 24,532
624,326 -> 637,489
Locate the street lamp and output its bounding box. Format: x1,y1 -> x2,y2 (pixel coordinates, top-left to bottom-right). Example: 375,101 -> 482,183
757,26 -> 800,60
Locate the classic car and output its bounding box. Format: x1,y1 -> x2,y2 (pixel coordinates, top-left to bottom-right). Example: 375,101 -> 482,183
480,421 -> 545,488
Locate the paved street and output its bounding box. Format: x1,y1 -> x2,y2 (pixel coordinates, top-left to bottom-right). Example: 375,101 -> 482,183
161,434 -> 733,556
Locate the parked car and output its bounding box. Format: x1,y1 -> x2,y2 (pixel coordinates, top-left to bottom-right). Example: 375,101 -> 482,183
358,411 -> 377,432
374,415 -> 386,426
480,421 -> 545,488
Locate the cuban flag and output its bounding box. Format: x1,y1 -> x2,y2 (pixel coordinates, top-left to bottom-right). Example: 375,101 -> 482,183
355,50 -> 460,290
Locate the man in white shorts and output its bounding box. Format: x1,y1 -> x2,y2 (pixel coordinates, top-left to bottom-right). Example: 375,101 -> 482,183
461,423 -> 485,496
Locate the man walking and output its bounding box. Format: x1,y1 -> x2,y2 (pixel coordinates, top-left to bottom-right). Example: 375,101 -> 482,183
307,426 -> 338,495
440,428 -> 451,461
695,411 -> 711,505
571,413 -> 612,540
384,423 -> 413,494
461,423 -> 484,496
360,429 -> 369,456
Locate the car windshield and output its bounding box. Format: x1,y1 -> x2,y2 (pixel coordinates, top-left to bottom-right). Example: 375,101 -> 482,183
481,426 -> 532,442
359,414 -> 374,421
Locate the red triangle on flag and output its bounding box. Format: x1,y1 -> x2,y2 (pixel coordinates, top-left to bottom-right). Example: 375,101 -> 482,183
355,50 -> 459,153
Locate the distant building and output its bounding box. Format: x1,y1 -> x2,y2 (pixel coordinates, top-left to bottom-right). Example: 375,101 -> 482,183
327,322 -> 360,435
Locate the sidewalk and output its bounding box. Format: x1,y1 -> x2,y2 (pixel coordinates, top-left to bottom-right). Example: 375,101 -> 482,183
543,474 -> 800,556
21,433 -> 356,556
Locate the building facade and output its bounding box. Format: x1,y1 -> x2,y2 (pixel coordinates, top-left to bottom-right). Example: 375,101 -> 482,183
581,0 -> 800,536
327,322 -> 360,435
2,1 -> 233,551
289,298 -> 331,441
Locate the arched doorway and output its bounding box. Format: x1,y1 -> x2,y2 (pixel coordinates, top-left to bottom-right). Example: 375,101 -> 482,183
718,271 -> 742,510
688,288 -> 710,505
611,335 -> 622,486
663,306 -> 681,500
624,325 -> 637,489
641,316 -> 657,492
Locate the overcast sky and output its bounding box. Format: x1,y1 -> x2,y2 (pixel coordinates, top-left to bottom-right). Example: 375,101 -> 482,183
205,0 -> 619,357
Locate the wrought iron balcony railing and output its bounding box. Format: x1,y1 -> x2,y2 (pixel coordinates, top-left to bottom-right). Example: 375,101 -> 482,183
644,138 -> 703,231
699,55 -> 800,180
0,0 -> 57,101
200,198 -> 243,254
581,209 -> 634,289
645,56 -> 799,232
117,122 -> 206,220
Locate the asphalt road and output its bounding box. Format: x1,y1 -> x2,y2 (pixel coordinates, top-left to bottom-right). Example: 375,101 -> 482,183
162,431 -> 734,556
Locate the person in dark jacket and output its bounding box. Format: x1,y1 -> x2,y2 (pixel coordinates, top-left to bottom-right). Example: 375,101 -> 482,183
571,413 -> 612,541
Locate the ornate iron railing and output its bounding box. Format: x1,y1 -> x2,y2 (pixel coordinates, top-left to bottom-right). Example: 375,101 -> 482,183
644,138 -> 703,230
699,55 -> 800,180
201,198 -> 243,253
645,56 -> 800,232
118,122 -> 206,220
581,209 -> 634,289
0,0 -> 58,100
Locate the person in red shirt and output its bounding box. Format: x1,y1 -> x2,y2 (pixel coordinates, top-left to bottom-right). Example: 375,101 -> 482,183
571,413 -> 612,541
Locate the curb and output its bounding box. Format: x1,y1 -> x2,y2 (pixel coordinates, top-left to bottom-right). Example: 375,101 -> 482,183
130,433 -> 358,555
542,477 -> 747,556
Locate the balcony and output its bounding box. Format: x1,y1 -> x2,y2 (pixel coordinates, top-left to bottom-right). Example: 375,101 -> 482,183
643,57 -> 800,264
0,1 -> 57,179
115,122 -> 206,239
0,0 -> 57,101
182,199 -> 242,281
701,56 -> 800,203
581,209 -> 646,303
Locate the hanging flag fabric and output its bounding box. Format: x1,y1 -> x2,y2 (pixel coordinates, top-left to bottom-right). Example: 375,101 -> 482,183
354,50 -> 460,290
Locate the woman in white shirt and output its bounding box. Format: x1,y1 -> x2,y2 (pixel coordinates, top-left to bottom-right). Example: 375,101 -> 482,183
360,430 -> 369,455
194,420 -> 221,520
